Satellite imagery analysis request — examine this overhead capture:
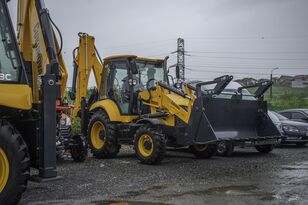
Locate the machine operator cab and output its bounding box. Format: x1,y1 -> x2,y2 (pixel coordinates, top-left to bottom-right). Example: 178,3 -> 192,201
99,55 -> 166,115
0,0 -> 31,110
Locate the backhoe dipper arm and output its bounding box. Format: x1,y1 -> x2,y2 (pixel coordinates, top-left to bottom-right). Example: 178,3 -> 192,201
17,0 -> 68,101
71,33 -> 103,119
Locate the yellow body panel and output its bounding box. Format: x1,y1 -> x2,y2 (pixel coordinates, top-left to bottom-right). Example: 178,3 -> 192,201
0,84 -> 32,110
90,99 -> 137,123
139,83 -> 195,126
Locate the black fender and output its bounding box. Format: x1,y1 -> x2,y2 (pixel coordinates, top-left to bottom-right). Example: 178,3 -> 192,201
135,118 -> 164,126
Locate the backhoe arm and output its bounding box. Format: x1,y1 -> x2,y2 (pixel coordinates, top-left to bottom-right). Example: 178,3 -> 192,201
17,0 -> 67,102
71,33 -> 103,119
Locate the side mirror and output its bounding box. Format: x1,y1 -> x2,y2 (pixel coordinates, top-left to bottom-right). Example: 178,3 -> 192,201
168,75 -> 174,86
130,59 -> 138,75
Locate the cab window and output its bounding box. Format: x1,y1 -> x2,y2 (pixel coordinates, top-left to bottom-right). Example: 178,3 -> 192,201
137,61 -> 164,90
291,112 -> 305,120
0,1 -> 22,82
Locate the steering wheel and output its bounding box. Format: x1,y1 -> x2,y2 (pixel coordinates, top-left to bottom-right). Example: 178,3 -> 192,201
144,78 -> 157,101
146,78 -> 157,91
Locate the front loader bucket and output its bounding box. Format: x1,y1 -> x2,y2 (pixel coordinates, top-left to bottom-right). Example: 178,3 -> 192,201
185,96 -> 280,145
184,76 -> 281,145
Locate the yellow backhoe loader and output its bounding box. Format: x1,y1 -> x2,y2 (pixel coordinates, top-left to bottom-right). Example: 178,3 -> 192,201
0,0 -> 83,203
70,34 -> 281,165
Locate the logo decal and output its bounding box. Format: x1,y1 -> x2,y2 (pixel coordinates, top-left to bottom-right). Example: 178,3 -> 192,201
0,73 -> 12,81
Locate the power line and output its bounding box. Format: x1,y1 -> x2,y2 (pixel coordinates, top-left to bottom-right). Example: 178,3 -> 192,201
185,67 -> 304,76
187,65 -> 308,70
184,35 -> 308,40
102,39 -> 175,50
186,50 -> 308,54
186,54 -> 308,61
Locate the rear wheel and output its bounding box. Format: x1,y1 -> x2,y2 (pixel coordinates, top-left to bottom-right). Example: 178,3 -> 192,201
255,144 -> 275,153
216,141 -> 234,157
88,110 -> 120,158
0,120 -> 30,205
190,144 -> 217,158
134,126 -> 166,165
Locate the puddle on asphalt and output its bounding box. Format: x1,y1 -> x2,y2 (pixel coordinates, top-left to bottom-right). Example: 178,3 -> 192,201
122,185 -> 166,197
281,161 -> 308,170
91,200 -> 170,205
280,161 -> 308,180
167,185 -> 277,201
120,184 -> 277,202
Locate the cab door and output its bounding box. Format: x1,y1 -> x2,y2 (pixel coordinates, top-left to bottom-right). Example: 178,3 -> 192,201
106,59 -> 133,115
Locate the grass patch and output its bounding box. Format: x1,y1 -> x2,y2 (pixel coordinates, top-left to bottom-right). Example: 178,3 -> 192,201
264,86 -> 308,111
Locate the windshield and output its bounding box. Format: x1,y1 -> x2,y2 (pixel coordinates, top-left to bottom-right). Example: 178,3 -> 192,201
272,111 -> 288,121
304,110 -> 308,115
0,1 -> 22,82
137,61 -> 164,89
268,111 -> 280,123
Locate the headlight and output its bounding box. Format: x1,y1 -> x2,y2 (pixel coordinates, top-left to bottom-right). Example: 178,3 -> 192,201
282,125 -> 299,133
276,123 -> 283,133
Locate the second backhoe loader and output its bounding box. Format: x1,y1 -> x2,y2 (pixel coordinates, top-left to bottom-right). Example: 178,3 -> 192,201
71,34 -> 281,165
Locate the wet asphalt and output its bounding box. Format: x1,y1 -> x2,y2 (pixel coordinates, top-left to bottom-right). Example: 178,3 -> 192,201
20,144 -> 308,205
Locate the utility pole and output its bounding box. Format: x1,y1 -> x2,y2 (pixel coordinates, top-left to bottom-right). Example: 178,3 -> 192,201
176,38 -> 185,83
270,67 -> 279,99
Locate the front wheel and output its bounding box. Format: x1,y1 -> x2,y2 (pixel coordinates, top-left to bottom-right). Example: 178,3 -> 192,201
255,144 -> 275,153
0,120 -> 30,205
189,144 -> 217,159
134,126 -> 166,165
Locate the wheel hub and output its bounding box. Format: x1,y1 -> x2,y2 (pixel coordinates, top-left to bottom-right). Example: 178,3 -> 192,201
138,134 -> 154,157
217,142 -> 226,153
144,141 -> 152,150
99,131 -> 105,141
91,121 -> 106,150
0,148 -> 9,193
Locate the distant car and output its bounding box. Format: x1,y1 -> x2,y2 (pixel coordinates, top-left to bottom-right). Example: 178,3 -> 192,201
269,111 -> 308,147
279,109 -> 308,123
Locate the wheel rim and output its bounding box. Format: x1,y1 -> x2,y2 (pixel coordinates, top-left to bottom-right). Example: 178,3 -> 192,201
138,134 -> 154,157
91,121 -> 106,150
217,142 -> 227,153
0,148 -> 9,193
194,144 -> 208,152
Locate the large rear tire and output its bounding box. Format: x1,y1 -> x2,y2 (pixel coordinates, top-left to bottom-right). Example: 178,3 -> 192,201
255,144 -> 275,153
134,126 -> 166,165
88,110 -> 120,159
0,120 -> 30,205
189,144 -> 217,159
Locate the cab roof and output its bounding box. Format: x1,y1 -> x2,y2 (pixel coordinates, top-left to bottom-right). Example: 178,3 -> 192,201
103,55 -> 163,63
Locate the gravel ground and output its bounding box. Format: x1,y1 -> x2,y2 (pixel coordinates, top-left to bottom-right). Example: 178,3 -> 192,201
20,144 -> 308,205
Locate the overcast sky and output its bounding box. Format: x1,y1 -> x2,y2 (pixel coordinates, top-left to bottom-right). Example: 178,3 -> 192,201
8,0 -> 308,86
